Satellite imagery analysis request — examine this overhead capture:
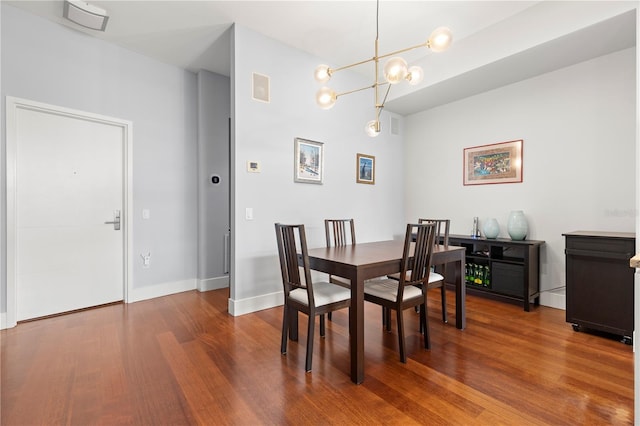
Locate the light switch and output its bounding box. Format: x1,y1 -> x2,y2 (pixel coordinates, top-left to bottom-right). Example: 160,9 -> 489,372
245,208 -> 253,220
142,209 -> 150,220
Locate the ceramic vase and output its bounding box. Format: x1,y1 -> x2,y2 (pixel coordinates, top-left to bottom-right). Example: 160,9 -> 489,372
482,218 -> 500,239
507,210 -> 528,241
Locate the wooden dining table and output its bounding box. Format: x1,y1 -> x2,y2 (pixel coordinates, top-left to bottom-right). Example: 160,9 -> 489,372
305,239 -> 466,384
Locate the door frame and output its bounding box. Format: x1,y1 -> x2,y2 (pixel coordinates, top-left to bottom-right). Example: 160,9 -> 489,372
5,96 -> 133,328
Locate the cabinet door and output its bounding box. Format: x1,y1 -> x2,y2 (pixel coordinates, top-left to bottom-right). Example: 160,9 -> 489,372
492,262 -> 523,297
566,251 -> 634,336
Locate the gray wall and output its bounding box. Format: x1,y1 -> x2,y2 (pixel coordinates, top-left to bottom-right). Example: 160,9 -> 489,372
403,47 -> 636,309
1,4 -> 199,317
229,25 -> 406,314
197,70 -> 230,290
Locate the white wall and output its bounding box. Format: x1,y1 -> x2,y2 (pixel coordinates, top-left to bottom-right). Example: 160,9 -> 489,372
403,47 -> 636,309
229,25 -> 406,315
1,4 -> 199,317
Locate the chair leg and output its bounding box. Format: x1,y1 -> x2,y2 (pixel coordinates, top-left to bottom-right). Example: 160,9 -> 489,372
328,312 -> 332,321
421,303 -> 431,350
281,305 -> 289,354
306,314 -> 315,372
384,308 -> 392,331
396,308 -> 406,363
320,314 -> 326,337
440,285 -> 448,323
288,308 -> 298,341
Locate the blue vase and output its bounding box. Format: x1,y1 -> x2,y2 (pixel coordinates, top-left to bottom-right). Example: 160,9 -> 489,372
483,218 -> 500,239
507,210 -> 528,241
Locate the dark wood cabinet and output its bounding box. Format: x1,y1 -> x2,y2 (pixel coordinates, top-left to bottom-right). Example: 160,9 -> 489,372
443,235 -> 544,311
564,231 -> 635,344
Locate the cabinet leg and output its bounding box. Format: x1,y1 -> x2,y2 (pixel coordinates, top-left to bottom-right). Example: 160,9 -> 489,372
622,336 -> 633,345
571,323 -> 580,332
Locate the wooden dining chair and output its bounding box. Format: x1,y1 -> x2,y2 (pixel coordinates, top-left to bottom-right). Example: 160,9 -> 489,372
364,222 -> 436,363
324,219 -> 356,288
387,218 -> 450,324
275,223 -> 351,372
418,218 -> 450,323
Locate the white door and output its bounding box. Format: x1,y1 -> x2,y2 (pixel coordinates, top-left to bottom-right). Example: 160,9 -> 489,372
13,104 -> 125,321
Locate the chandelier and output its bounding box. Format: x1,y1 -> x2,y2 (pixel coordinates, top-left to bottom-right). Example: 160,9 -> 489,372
314,1 -> 452,137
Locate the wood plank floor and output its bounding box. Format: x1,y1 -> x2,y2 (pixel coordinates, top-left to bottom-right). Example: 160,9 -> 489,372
1,288 -> 633,425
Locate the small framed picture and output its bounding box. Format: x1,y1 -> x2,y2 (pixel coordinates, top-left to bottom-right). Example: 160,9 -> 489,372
294,138 -> 323,184
356,153 -> 375,185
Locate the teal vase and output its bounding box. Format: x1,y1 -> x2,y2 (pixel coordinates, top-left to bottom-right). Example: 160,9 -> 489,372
507,210 -> 528,241
483,218 -> 500,239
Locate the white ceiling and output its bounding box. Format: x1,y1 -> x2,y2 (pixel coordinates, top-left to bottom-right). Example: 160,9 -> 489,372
7,0 -> 637,115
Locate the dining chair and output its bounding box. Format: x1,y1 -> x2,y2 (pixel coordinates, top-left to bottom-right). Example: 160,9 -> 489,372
275,223 -> 351,372
387,218 -> 450,324
364,222 -> 436,363
324,219 -> 356,288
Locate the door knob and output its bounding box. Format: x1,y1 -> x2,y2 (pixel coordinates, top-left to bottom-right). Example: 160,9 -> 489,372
104,210 -> 121,230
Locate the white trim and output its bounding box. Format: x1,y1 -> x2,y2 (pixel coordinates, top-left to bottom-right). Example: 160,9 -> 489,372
539,288 -> 566,310
228,290 -> 283,316
197,276 -> 229,292
0,313 -> 6,330
4,96 -> 133,328
127,279 -> 197,303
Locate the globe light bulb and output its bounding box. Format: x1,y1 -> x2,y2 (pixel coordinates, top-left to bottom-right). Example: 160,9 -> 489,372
316,87 -> 337,109
314,64 -> 331,83
406,66 -> 424,85
383,57 -> 408,84
428,27 -> 453,53
365,120 -> 381,137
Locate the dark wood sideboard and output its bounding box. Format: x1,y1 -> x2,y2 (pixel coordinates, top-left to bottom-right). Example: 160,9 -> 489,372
563,231 -> 635,344
441,235 -> 544,311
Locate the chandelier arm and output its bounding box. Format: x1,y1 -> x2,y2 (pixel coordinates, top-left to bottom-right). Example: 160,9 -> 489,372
379,84 -> 392,108
377,42 -> 429,61
331,57 -> 377,74
336,84 -> 377,98
327,40 -> 428,76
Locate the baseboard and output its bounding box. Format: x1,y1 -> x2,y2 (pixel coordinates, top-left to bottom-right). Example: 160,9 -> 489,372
198,276 -> 229,292
0,312 -> 8,330
127,279 -> 197,303
540,288 -> 566,310
228,290 -> 283,316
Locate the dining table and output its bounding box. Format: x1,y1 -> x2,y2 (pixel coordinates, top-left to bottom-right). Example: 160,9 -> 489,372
305,239 -> 466,384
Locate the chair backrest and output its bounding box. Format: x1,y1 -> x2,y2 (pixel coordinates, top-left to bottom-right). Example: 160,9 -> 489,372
275,223 -> 316,306
418,218 -> 450,247
324,219 -> 356,247
398,222 -> 436,298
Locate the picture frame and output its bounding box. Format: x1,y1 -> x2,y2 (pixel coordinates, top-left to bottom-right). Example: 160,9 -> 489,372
356,153 -> 375,185
294,138 -> 324,184
463,139 -> 523,185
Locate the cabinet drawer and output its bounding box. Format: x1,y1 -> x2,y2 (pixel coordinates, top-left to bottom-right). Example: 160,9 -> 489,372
492,262 -> 523,297
565,236 -> 634,255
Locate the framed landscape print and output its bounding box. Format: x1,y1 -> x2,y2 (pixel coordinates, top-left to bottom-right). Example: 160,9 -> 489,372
294,138 -> 323,184
463,139 -> 523,185
356,153 -> 375,185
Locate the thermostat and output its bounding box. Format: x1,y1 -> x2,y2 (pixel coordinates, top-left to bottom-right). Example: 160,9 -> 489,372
247,161 -> 261,172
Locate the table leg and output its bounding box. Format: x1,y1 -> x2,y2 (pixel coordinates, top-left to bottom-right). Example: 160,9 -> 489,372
350,272 -> 364,384
455,252 -> 466,330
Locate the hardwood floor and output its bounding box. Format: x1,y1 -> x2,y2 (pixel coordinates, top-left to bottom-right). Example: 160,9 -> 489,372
1,288 -> 633,425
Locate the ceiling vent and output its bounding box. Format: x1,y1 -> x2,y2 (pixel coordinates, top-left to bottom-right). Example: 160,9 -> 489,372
63,0 -> 109,32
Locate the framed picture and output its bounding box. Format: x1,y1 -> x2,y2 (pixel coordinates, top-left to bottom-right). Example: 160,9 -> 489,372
356,153 -> 375,185
463,139 -> 523,185
294,138 -> 323,184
